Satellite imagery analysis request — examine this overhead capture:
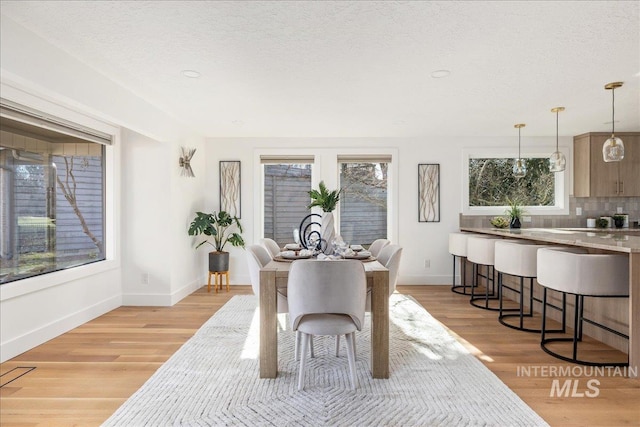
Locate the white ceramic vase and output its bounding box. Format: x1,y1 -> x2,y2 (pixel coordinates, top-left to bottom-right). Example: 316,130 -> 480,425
321,212 -> 336,254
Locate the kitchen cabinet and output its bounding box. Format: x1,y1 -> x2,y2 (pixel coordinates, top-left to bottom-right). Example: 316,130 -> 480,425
573,132 -> 640,197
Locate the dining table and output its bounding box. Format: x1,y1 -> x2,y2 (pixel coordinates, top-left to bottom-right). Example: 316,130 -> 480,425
259,257 -> 390,379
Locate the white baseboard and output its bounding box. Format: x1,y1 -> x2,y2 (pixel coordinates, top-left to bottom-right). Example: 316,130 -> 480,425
397,274 -> 452,285
0,295 -> 121,363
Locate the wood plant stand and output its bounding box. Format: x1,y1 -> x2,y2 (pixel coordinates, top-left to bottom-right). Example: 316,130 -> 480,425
207,271 -> 230,293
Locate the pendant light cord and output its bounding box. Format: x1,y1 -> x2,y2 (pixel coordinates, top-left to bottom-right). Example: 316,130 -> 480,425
556,110 -> 560,153
518,127 -> 521,158
611,88 -> 615,136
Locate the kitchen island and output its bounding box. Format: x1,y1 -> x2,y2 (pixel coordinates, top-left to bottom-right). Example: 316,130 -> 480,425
460,227 -> 640,378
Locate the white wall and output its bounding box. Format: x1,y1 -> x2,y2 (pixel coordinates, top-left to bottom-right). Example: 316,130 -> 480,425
0,14 -> 208,361
205,136 -> 570,285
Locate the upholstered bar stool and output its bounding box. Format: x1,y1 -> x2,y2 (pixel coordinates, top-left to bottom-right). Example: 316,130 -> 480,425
537,248 -> 629,366
466,235 -> 502,310
494,240 -> 559,332
449,232 -> 472,294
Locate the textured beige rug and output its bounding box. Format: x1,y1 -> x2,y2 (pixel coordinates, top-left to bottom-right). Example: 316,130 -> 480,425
103,294 -> 548,426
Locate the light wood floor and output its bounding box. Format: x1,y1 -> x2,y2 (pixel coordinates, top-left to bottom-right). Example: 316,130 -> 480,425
1,285 -> 638,426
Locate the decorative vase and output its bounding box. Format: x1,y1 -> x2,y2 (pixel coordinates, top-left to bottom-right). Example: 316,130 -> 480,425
613,217 -> 624,228
321,212 -> 336,254
209,251 -> 230,272
510,217 -> 521,229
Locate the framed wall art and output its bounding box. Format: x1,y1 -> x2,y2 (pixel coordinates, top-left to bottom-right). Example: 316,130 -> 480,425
220,160 -> 241,218
418,163 -> 440,222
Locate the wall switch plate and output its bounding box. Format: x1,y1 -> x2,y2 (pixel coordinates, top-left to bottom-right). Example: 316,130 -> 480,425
142,272 -> 149,285
522,216 -> 532,223
424,259 -> 430,268
617,207 -> 623,214
576,207 -> 582,216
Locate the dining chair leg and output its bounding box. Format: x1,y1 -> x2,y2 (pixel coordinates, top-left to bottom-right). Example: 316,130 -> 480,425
345,332 -> 357,390
298,332 -> 309,391
335,335 -> 340,357
295,331 -> 300,361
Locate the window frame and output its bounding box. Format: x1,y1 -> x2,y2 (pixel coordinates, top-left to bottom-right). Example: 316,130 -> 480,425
0,86 -> 119,299
462,146 -> 570,216
253,148 -> 398,244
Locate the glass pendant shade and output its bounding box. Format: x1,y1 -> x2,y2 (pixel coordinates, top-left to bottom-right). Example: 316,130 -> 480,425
549,151 -> 566,172
549,107 -> 566,172
602,82 -> 624,162
513,158 -> 527,178
513,123 -> 526,178
603,136 -> 625,162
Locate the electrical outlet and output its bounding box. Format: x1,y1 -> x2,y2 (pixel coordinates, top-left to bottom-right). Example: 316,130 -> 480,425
142,272 -> 149,285
576,207 -> 582,216
424,259 -> 430,268
522,216 -> 532,223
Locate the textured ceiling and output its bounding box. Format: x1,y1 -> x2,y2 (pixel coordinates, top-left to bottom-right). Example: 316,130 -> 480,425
1,1 -> 639,138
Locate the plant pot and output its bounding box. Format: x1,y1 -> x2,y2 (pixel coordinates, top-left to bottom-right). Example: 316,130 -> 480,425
209,251 -> 229,272
510,217 -> 521,229
321,212 -> 336,254
613,218 -> 624,228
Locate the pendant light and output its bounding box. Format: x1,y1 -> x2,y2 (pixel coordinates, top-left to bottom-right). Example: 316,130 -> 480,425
549,107 -> 566,172
602,81 -> 624,162
513,123 -> 526,178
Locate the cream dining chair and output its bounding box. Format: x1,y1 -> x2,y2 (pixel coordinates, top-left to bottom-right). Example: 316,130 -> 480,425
259,238 -> 281,259
288,259 -> 367,390
368,239 -> 390,258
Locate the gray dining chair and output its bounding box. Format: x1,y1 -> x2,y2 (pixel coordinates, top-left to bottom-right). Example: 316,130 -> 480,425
259,238 -> 281,259
368,239 -> 390,258
288,260 -> 367,390
246,244 -> 288,312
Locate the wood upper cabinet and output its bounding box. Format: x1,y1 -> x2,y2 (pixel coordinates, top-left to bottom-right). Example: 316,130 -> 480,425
573,132 -> 640,197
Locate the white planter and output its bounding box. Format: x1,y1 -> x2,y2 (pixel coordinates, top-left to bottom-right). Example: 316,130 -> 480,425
321,212 -> 336,254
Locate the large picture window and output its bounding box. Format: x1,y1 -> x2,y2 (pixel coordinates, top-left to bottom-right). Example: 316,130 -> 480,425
1,102 -> 110,284
462,148 -> 568,216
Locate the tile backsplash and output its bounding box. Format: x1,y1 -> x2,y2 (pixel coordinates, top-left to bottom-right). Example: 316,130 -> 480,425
459,196 -> 640,229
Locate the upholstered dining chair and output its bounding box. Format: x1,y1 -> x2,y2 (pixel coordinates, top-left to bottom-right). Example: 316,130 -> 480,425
288,260 -> 367,391
246,244 -> 288,312
259,238 -> 281,259
246,244 -> 312,360
368,239 -> 390,258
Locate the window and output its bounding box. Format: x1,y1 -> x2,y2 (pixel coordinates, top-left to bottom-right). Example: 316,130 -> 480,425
0,101 -> 110,284
338,156 -> 390,245
262,157 -> 313,245
463,148 -> 568,216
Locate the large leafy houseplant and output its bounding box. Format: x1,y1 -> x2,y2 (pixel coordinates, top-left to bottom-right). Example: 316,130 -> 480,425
307,181 -> 342,212
188,211 -> 245,252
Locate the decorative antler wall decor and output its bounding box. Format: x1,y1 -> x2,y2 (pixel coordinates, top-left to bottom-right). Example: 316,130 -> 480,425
179,147 -> 196,177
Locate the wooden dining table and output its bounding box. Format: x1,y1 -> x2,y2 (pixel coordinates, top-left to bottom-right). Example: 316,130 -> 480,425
259,258 -> 390,379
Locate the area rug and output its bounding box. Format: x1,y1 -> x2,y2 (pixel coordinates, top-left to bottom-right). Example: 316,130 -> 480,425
103,294 -> 548,426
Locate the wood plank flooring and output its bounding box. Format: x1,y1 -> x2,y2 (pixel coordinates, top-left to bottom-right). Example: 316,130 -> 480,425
1,285 -> 638,426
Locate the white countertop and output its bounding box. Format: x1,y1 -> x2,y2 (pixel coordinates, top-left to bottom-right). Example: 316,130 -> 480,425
460,227 -> 640,253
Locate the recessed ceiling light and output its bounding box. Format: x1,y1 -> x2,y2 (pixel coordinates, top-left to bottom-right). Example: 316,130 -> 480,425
430,69 -> 451,79
181,70 -> 201,78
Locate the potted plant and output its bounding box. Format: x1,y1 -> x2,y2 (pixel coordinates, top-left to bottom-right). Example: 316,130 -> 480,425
308,181 -> 342,253
612,214 -> 625,229
505,198 -> 525,229
188,211 -> 245,272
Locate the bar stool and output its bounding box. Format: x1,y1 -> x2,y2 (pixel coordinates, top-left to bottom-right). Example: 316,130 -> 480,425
466,235 -> 502,310
449,232 -> 472,294
495,241 -> 563,332
537,248 -> 629,366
